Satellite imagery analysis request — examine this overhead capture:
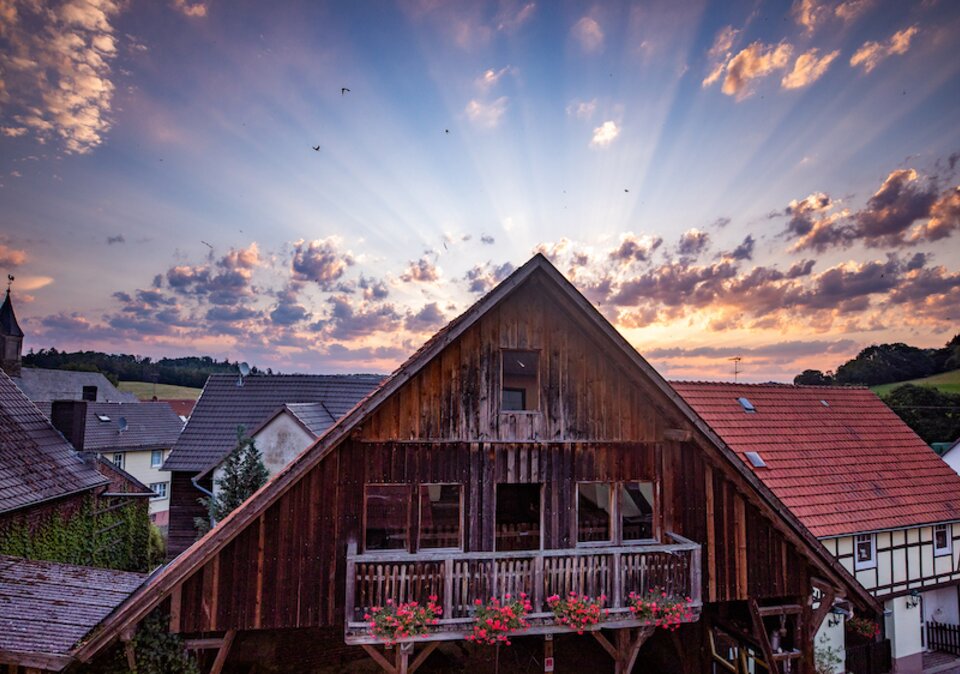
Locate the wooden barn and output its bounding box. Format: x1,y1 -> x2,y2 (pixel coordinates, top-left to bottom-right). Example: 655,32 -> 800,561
71,254 -> 878,674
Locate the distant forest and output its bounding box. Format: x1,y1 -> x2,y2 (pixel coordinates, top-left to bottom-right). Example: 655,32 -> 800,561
22,349 -> 265,389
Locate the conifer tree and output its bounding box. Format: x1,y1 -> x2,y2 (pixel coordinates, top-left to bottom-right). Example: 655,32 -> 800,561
195,428 -> 269,534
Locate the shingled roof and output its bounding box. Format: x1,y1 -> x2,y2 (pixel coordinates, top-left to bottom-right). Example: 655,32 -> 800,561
672,381 -> 960,538
163,373 -> 384,473
0,555 -> 146,671
253,402 -> 337,439
0,371 -> 107,515
77,401 -> 184,453
13,368 -> 138,417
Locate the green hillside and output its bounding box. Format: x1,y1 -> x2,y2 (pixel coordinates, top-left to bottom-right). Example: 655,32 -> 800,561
119,381 -> 203,400
871,369 -> 960,397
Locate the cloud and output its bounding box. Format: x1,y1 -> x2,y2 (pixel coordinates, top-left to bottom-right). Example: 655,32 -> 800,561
166,242 -> 262,304
677,229 -> 710,258
291,237 -> 354,290
566,98 -> 597,119
495,2 -> 536,32
703,25 -> 740,87
916,186 -> 960,242
401,256 -> 440,283
14,275 -> 53,291
106,234 -> 125,245
405,302 -> 446,332
316,296 -> 401,341
476,66 -> 514,91
464,261 -> 515,293
0,0 -> 123,153
609,233 -> 663,265
571,16 -> 604,53
465,97 -> 508,129
359,275 -> 390,300
590,120 -> 620,148
852,169 -> 939,246
41,312 -> 91,332
725,235 -> 755,261
171,0 -> 207,17
270,283 -> 310,326
781,48 -> 840,89
0,244 -> 27,267
850,25 -> 918,73
720,42 -> 793,99
834,0 -> 874,22
1,127 -> 27,137
480,234 -> 495,245
792,0 -> 829,33
710,217 -> 732,229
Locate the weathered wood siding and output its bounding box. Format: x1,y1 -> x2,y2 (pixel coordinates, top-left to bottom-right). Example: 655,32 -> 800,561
167,472 -> 210,559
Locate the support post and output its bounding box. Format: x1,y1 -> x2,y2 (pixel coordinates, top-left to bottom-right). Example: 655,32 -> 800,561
209,629 -> 235,674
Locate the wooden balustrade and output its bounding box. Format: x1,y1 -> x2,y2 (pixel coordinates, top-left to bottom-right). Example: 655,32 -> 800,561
344,532 -> 702,644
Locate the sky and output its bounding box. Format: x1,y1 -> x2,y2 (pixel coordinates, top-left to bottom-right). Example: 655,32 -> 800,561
1,0 -> 958,382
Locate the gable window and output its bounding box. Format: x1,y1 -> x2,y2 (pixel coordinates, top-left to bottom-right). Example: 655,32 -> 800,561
419,484 -> 462,550
112,453 -> 124,470
622,482 -> 656,541
501,350 -> 539,412
496,484 -> 541,551
934,524 -> 952,557
364,485 -> 410,552
149,482 -> 168,499
151,450 -> 163,468
578,483 -> 612,543
854,533 -> 876,570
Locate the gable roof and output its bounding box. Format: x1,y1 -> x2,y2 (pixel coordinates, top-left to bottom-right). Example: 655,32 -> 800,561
162,373 -> 384,473
13,368 -> 137,417
0,371 -> 107,515
252,402 -> 337,440
78,401 -> 184,453
72,254 -> 879,662
672,381 -> 960,537
0,290 -> 22,338
0,555 -> 146,671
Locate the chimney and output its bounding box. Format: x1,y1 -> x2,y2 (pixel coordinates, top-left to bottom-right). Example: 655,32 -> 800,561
51,400 -> 88,451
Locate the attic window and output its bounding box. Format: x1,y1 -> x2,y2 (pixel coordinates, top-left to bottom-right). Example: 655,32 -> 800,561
501,350 -> 539,412
737,397 -> 756,413
96,414 -> 111,422
745,451 -> 767,468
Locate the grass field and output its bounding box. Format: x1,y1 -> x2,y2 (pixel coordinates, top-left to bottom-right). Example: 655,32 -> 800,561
871,369 -> 960,397
118,381 -> 203,400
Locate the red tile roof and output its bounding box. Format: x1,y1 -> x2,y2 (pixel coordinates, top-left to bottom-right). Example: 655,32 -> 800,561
672,382 -> 960,538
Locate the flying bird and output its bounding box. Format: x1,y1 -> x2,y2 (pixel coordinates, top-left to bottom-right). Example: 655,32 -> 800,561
444,129 -> 450,134
201,240 -> 213,249
312,145 -> 320,151
341,87 -> 351,96
624,188 -> 629,193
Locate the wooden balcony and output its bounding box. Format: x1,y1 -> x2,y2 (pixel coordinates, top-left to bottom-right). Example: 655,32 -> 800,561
344,533 -> 702,644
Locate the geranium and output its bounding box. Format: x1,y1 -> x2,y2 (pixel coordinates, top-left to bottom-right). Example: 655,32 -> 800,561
847,616 -> 880,639
365,597 -> 442,644
546,592 -> 607,634
467,593 -> 532,646
626,588 -> 694,631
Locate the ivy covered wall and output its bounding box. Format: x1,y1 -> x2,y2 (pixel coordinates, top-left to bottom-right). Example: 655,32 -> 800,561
0,494 -> 153,572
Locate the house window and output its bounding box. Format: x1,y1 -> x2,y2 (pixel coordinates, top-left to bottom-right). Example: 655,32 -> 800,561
934,524 -> 951,556
82,385 -> 98,401
622,482 -> 655,541
364,485 -> 410,552
151,450 -> 163,468
112,453 -> 124,470
855,533 -> 876,570
496,484 -> 541,551
149,482 -> 168,499
578,483 -> 612,543
501,350 -> 539,412
419,484 -> 462,550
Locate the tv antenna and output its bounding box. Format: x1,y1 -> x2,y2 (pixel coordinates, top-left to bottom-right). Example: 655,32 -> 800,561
729,356 -> 742,381
237,361 -> 251,387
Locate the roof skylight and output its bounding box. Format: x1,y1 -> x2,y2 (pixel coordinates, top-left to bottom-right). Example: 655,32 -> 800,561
745,451 -> 767,468
96,414 -> 111,422
737,397 -> 756,413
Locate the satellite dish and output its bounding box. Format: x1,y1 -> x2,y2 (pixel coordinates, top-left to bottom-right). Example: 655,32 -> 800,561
118,417 -> 128,433
238,362 -> 251,377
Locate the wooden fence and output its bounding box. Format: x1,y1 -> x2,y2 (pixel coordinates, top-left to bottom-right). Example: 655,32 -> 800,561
845,640 -> 892,674
927,622 -> 960,656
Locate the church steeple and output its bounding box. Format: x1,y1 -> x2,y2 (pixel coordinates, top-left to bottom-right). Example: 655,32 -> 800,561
0,276 -> 24,377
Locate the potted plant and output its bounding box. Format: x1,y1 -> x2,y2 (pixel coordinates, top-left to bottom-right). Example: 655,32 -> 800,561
467,593 -> 533,645
364,596 -> 442,645
846,616 -> 880,640
627,588 -> 695,631
546,592 -> 607,634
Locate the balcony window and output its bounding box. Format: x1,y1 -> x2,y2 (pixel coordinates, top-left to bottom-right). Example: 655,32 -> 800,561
364,485 -> 410,552
621,482 -> 655,541
501,350 -> 539,412
854,533 -> 876,570
419,484 -> 462,550
934,524 -> 951,557
578,483 -> 612,543
496,483 -> 541,551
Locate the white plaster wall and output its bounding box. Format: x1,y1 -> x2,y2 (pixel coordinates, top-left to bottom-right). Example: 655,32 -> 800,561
923,586 -> 960,625
884,596 -> 923,662
944,447 -> 960,476
213,413 -> 314,499
815,615 -> 846,674
103,448 -> 171,516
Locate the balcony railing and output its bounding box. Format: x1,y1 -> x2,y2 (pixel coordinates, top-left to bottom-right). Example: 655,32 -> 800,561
344,533 -> 702,644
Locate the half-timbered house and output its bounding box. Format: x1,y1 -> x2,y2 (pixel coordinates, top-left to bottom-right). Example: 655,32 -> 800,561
674,382 -> 960,674
71,254 -> 878,674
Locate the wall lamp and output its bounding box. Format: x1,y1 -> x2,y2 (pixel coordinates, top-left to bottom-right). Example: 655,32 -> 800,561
827,604 -> 851,628
905,590 -> 921,610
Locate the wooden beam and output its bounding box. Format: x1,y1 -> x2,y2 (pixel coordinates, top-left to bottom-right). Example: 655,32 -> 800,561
209,629 -> 235,674
591,631 -> 620,661
169,583 -> 182,633
395,642 -> 412,674
184,637 -> 227,650
748,599 -> 779,674
360,645 -> 397,674
407,642 -> 438,674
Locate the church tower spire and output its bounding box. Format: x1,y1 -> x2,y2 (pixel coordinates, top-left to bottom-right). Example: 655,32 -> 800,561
0,275 -> 24,377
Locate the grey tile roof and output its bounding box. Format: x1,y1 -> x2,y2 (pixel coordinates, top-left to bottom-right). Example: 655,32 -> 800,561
163,373 -> 384,472
13,368 -> 138,417
79,402 -> 184,453
0,555 -> 146,664
282,402 -> 337,438
0,371 -> 108,515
